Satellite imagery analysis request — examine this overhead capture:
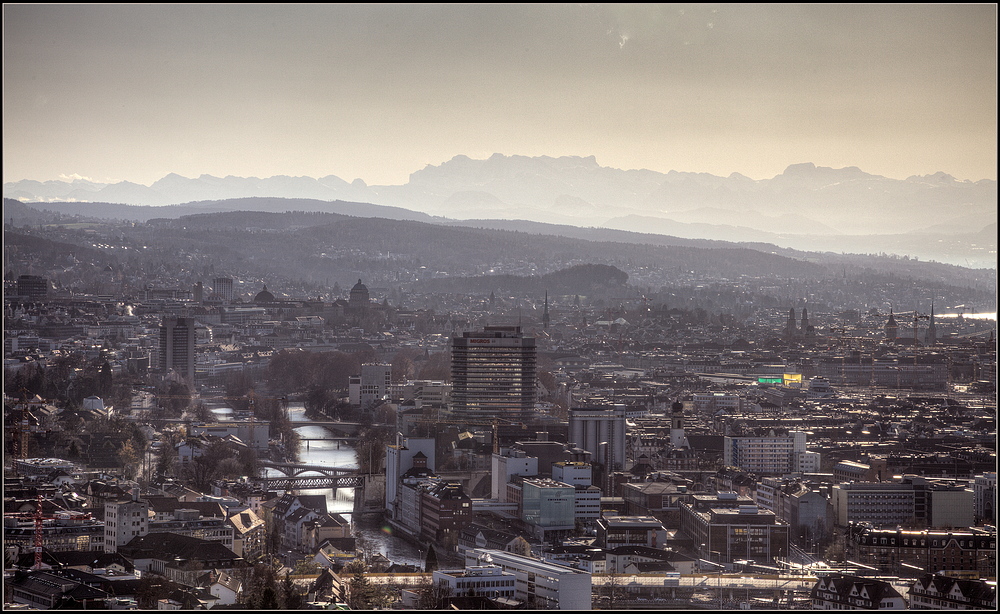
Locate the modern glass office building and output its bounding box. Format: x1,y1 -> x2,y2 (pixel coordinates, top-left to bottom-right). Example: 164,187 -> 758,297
451,325 -> 536,422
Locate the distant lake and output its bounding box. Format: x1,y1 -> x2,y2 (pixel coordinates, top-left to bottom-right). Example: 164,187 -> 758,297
937,312 -> 996,320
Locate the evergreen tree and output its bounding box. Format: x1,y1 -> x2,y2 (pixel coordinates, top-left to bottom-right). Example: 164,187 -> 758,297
347,562 -> 373,610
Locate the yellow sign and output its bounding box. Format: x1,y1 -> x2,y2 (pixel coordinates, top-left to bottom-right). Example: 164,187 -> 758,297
783,373 -> 803,386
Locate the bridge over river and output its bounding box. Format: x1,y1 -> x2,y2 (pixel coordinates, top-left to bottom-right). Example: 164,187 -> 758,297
253,461 -> 384,515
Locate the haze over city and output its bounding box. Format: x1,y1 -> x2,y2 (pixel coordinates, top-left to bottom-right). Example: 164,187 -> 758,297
3,4 -> 997,188
3,4 -> 997,611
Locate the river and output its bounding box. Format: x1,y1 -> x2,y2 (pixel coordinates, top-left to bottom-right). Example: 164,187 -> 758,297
279,403 -> 426,568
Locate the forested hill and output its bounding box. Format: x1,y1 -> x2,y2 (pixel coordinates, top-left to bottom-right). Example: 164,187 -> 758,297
3,207 -> 995,313
418,263 -> 631,295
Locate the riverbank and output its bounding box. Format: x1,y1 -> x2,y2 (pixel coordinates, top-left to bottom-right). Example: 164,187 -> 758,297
283,403 -> 426,568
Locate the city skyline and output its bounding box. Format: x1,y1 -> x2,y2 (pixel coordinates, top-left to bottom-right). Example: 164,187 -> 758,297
3,4 -> 997,187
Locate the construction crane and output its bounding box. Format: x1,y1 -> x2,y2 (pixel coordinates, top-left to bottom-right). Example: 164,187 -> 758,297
33,493 -> 44,570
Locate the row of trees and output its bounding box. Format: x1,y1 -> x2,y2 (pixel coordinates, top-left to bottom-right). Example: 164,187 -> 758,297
5,354 -> 140,412
264,348 -> 376,393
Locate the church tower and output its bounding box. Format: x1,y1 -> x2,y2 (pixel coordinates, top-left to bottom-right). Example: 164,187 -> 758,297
669,400 -> 688,449
885,308 -> 898,341
542,291 -> 550,330
785,308 -> 798,340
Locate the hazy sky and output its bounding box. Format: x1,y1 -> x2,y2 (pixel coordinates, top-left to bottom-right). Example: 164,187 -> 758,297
3,3 -> 996,185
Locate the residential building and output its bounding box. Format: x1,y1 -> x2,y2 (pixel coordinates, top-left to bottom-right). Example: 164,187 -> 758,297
464,548 -> 592,610
4,512 -> 105,553
188,422 -> 270,450
908,573 -> 996,610
724,429 -> 818,475
809,573 -> 906,610
420,479 -> 473,542
845,525 -> 996,578
104,499 -> 150,553
118,532 -> 244,585
15,274 -> 49,300
451,325 -> 536,422
973,472 -> 996,523
227,508 -> 266,562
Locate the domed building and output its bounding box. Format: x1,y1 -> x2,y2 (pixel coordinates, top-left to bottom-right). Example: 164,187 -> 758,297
253,284 -> 275,304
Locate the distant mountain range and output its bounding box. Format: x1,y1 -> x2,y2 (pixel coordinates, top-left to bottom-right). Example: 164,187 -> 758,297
5,155 -> 996,267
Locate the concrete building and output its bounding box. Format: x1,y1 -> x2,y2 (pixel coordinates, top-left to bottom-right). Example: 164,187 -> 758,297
833,459 -> 888,483
754,477 -> 832,544
692,392 -> 744,413
567,405 -> 627,480
831,476 -> 974,529
724,430 -> 818,476
349,362 -> 392,407
433,560 -> 516,601
679,493 -> 789,565
451,325 -> 536,422
15,274 -> 48,300
492,451 -> 539,501
552,462 -> 601,524
464,548 -> 592,610
104,499 -> 150,553
595,515 -> 668,550
385,436 -> 436,518
212,277 -> 234,302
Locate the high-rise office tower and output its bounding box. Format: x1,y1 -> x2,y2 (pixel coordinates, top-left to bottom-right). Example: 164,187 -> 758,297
16,275 -> 48,300
451,325 -> 536,422
159,316 -> 196,382
213,277 -> 234,302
